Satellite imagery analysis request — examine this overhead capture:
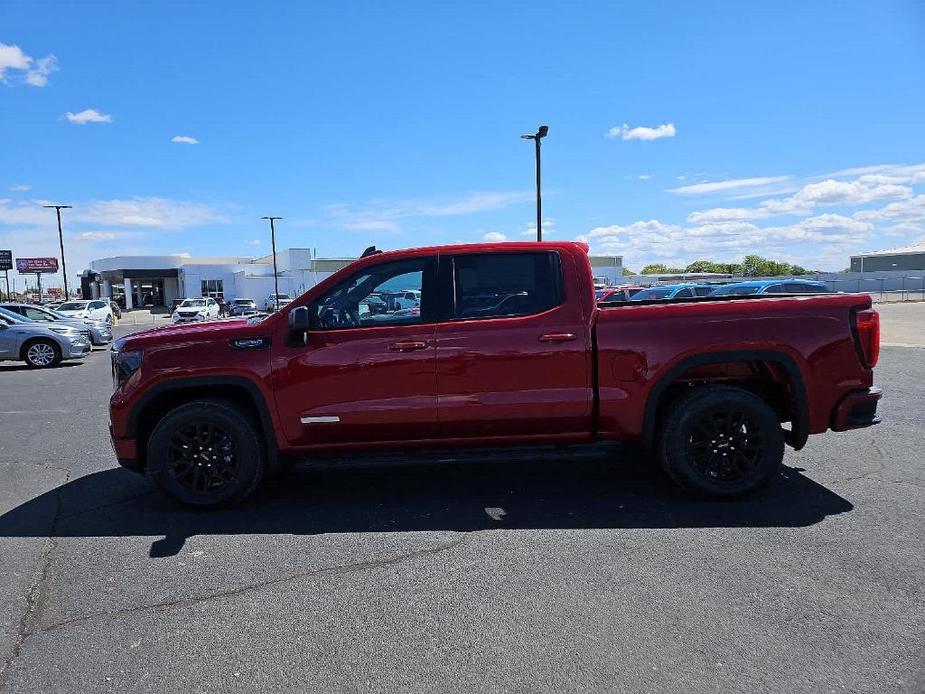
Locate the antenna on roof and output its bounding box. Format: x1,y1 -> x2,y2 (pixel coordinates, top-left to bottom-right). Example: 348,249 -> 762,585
360,246 -> 381,258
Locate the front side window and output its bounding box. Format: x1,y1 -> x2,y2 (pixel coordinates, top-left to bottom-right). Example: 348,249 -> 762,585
453,252 -> 561,319
89,301 -> 106,309
310,257 -> 432,329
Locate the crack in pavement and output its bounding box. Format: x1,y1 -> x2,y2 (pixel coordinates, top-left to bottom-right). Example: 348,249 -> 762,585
0,469 -> 69,691
36,533 -> 470,636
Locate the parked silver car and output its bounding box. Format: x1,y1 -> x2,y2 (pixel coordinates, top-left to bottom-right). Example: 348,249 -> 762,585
0,307 -> 91,368
0,303 -> 112,346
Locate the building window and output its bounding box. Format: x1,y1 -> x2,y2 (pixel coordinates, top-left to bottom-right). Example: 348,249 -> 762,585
201,279 -> 224,298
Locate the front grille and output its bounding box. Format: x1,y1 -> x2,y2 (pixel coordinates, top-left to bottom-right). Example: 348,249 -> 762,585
80,329 -> 91,338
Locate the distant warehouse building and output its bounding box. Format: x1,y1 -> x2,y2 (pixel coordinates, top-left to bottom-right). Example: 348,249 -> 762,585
850,243 -> 925,272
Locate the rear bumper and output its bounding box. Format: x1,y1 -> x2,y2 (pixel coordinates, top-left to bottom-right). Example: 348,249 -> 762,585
831,387 -> 882,431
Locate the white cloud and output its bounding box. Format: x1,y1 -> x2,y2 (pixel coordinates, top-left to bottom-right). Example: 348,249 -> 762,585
80,197 -> 226,228
171,135 -> 199,145
760,179 -> 912,216
482,231 -> 507,242
76,231 -> 119,241
0,43 -> 57,86
638,174 -> 652,180
606,123 -> 676,141
243,239 -> 262,245
326,190 -> 533,232
520,217 -> 556,237
416,191 -> 534,216
669,176 -> 791,195
65,108 -> 112,125
9,184 -> 30,192
686,207 -> 770,224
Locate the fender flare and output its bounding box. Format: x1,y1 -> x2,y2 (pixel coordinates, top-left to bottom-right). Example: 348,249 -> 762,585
127,375 -> 280,470
641,349 -> 810,451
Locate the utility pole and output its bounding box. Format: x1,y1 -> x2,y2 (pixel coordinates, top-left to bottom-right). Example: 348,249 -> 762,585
520,125 -> 549,241
261,216 -> 283,311
43,204 -> 72,298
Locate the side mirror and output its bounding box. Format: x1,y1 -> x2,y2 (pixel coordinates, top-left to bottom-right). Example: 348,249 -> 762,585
288,306 -> 312,332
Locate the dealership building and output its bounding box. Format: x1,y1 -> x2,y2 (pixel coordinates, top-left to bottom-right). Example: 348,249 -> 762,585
80,249 -> 355,309
80,247 -> 624,309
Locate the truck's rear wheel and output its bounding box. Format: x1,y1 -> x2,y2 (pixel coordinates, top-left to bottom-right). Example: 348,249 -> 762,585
147,400 -> 265,507
657,385 -> 784,498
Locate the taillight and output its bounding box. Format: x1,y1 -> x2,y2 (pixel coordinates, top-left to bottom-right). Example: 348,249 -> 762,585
854,309 -> 880,368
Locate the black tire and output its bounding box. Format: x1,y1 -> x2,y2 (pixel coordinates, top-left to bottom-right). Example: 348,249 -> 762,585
22,338 -> 62,369
147,399 -> 265,507
657,385 -> 784,498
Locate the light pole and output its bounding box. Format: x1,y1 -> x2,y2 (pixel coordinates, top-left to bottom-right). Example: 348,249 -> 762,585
261,216 -> 283,311
43,204 -> 72,298
520,125 -> 548,242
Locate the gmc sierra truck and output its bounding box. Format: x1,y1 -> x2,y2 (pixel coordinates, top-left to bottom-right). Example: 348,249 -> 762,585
109,242 -> 881,507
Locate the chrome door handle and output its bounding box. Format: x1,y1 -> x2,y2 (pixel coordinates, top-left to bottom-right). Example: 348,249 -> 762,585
389,340 -> 428,352
539,332 -> 577,343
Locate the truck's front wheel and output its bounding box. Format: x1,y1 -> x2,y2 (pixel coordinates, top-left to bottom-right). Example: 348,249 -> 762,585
658,385 -> 784,498
147,400 -> 265,507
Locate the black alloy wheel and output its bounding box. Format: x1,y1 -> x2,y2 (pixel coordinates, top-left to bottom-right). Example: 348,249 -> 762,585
167,421 -> 240,494
657,385 -> 784,498
148,399 -> 265,507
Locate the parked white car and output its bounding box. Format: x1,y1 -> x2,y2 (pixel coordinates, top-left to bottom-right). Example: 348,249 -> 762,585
264,293 -> 293,311
172,297 -> 221,323
56,299 -> 115,324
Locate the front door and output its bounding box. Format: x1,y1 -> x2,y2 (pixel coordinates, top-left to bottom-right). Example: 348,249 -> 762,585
435,250 -> 593,441
272,255 -> 439,448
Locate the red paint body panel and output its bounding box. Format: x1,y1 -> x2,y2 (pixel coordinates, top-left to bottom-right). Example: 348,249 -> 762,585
109,241 -> 880,466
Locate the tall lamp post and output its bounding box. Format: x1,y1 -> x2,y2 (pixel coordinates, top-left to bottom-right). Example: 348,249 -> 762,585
43,204 -> 72,299
520,125 -> 548,242
261,216 -> 283,311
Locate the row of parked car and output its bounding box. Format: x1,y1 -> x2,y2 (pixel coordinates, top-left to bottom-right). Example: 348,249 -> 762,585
595,279 -> 829,303
169,294 -> 293,323
0,302 -> 114,368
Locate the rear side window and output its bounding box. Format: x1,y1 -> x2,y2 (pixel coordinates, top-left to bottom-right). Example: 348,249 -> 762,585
89,301 -> 106,309
674,288 -> 694,298
453,252 -> 562,319
763,284 -> 786,294
693,286 -> 713,297
785,283 -> 823,293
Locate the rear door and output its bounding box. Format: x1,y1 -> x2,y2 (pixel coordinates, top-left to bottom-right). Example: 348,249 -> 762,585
272,254 -> 439,447
435,250 -> 593,440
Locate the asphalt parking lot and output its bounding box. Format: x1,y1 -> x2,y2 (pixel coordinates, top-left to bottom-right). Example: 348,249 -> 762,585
0,312 -> 923,694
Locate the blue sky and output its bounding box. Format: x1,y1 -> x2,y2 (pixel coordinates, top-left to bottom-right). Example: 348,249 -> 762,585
2,0 -> 924,284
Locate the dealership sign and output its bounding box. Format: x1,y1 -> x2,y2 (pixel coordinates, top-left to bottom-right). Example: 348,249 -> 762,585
0,250 -> 12,271
16,257 -> 59,274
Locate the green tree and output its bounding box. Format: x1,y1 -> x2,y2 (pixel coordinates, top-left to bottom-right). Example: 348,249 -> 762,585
622,267 -> 636,276
640,263 -> 684,274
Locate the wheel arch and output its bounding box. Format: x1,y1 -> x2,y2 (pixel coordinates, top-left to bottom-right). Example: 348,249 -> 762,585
128,376 -> 280,474
19,335 -> 62,361
642,349 -> 810,452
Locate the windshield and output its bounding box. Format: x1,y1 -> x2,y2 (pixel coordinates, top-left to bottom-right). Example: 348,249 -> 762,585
180,299 -> 207,307
233,299 -> 255,305
631,287 -> 674,301
58,302 -> 88,311
272,294 -> 291,300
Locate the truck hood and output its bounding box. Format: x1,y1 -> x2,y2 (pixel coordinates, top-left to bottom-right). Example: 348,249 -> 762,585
117,317 -> 261,350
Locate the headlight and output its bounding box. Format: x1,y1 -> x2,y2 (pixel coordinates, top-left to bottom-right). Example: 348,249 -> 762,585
171,312 -> 179,319
49,327 -> 77,335
111,347 -> 143,389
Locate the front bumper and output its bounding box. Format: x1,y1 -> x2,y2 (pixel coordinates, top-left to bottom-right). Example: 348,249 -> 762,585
173,315 -> 206,323
66,339 -> 92,359
110,426 -> 143,473
831,387 -> 882,431
91,329 -> 113,345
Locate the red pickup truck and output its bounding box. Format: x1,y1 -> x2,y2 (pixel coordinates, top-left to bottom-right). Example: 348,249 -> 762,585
109,242 -> 881,507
